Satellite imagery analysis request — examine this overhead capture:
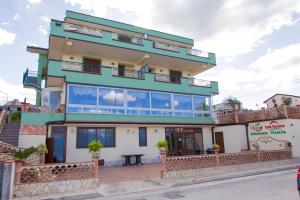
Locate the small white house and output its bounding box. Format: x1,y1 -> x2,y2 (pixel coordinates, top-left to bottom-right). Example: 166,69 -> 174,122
264,94 -> 300,108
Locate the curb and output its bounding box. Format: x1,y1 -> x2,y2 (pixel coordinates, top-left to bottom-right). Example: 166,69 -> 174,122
171,164 -> 300,187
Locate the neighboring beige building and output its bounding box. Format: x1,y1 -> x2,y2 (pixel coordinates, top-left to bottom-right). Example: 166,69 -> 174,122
213,102 -> 235,115
264,94 -> 300,108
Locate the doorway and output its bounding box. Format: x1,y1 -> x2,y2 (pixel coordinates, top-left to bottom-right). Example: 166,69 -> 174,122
169,70 -> 182,83
83,58 -> 101,74
47,127 -> 67,163
215,132 -> 225,153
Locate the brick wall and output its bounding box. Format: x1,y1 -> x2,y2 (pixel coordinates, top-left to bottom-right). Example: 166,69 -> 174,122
161,150 -> 292,173
19,125 -> 46,135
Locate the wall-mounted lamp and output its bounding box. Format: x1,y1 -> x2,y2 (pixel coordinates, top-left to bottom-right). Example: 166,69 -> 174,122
70,127 -> 76,134
153,129 -> 159,134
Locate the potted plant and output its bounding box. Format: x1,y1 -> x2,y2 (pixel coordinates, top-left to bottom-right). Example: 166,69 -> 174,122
212,144 -> 220,154
88,140 -> 103,158
10,147 -> 37,165
36,144 -> 48,164
156,140 -> 168,153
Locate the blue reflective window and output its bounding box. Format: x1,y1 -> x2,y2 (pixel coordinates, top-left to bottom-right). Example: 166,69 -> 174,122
76,128 -> 115,148
151,92 -> 171,109
97,128 -> 115,147
76,128 -> 96,148
68,85 -> 97,105
127,90 -> 150,108
174,112 -> 193,117
127,110 -> 150,116
151,111 -> 172,116
98,88 -> 125,106
193,96 -> 210,111
174,95 -> 192,110
67,107 -> 82,112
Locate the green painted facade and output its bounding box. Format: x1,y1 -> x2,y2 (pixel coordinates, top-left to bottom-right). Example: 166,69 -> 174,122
50,21 -> 216,65
48,60 -> 219,96
21,112 -> 64,125
35,54 -> 48,106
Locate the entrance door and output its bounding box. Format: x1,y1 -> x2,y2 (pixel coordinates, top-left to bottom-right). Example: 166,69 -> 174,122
183,133 -> 195,155
51,127 -> 67,163
169,70 -> 182,83
83,58 -> 101,74
215,132 -> 225,153
49,91 -> 61,111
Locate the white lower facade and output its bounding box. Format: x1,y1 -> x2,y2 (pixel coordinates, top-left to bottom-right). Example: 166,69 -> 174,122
47,124 -> 213,166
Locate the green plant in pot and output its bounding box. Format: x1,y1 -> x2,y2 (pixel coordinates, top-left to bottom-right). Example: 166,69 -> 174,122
36,144 -> 48,154
156,140 -> 168,153
88,140 -> 103,158
10,147 -> 37,164
212,144 -> 220,153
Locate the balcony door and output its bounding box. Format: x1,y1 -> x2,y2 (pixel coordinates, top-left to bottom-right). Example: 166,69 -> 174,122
170,70 -> 182,83
83,58 -> 101,74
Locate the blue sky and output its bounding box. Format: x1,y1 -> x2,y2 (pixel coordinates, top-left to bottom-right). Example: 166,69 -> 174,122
0,0 -> 300,109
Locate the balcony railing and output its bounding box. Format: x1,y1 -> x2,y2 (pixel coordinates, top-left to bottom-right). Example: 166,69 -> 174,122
189,78 -> 211,87
154,73 -> 171,83
61,61 -> 101,74
186,48 -> 209,58
112,68 -> 143,79
23,68 -> 40,89
64,23 -> 102,37
112,33 -> 143,45
153,41 -> 179,52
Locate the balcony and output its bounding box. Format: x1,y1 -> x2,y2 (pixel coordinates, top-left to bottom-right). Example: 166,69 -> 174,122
47,60 -> 219,96
50,21 -> 216,70
23,68 -> 41,91
61,61 -> 101,74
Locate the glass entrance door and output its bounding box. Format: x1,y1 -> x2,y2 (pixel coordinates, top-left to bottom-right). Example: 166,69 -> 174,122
51,127 -> 67,163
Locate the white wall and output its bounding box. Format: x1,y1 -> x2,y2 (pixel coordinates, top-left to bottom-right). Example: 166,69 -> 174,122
214,125 -> 247,153
265,95 -> 300,108
64,126 -> 165,166
18,135 -> 46,148
202,127 -> 213,150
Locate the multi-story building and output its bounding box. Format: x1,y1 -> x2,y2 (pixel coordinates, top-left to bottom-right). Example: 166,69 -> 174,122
21,11 -> 219,165
264,93 -> 300,108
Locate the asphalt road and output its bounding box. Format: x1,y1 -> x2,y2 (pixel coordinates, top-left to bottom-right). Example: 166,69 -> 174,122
98,169 -> 299,200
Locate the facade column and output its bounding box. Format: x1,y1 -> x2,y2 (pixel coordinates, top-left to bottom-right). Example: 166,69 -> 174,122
14,161 -> 21,185
92,156 -> 99,180
160,148 -> 167,178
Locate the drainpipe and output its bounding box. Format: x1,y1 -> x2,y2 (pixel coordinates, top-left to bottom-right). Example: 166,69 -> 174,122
211,126 -> 215,144
245,123 -> 250,150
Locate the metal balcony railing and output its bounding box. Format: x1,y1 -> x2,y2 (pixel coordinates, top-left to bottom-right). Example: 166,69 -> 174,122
186,48 -> 209,58
112,68 -> 143,79
64,23 -> 102,37
188,78 -> 211,87
23,68 -> 40,89
61,61 -> 101,74
112,33 -> 143,45
153,41 -> 179,52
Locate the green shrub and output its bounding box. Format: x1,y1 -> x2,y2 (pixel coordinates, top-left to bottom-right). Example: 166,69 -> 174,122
156,140 -> 168,150
36,144 -> 48,154
11,111 -> 21,123
88,140 -> 103,154
10,147 -> 37,161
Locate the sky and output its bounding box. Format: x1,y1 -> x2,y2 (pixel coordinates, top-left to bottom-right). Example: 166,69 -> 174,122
0,0 -> 300,109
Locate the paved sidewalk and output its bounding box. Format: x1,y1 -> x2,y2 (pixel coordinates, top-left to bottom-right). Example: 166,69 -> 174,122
14,159 -> 300,200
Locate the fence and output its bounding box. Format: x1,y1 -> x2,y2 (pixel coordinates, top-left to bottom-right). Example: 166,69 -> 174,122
217,106 -> 300,124
160,150 -> 292,174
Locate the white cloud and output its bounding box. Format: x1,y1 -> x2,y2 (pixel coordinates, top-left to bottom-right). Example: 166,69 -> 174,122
13,13 -> 21,22
0,27 -> 16,47
38,26 -> 48,35
0,78 -> 35,105
41,15 -> 50,23
27,0 -> 42,4
26,4 -> 30,9
1,22 -> 9,25
199,43 -> 300,108
65,0 -> 300,60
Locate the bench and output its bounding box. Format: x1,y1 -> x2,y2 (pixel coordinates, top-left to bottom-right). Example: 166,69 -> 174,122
121,154 -> 144,166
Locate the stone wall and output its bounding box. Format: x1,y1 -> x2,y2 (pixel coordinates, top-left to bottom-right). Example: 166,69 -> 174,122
14,178 -> 98,197
19,125 -> 47,135
160,150 -> 292,178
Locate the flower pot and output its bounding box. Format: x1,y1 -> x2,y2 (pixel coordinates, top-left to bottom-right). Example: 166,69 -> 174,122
159,147 -> 167,154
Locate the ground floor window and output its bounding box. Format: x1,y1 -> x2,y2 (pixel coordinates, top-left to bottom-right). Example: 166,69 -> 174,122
165,128 -> 204,156
77,127 -> 115,148
139,127 -> 147,146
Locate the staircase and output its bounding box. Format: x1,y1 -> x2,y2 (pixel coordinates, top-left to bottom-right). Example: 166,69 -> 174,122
0,123 -> 20,146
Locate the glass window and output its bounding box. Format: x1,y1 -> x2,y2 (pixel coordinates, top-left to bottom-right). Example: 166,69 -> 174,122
98,87 -> 125,106
76,128 -> 115,148
174,95 -> 192,110
193,96 -> 210,111
127,90 -> 150,108
97,128 -> 115,147
151,92 -> 171,109
76,128 -> 96,148
127,110 -> 150,116
67,107 -> 82,113
139,127 -> 147,146
174,112 -> 193,117
151,111 -> 172,116
68,85 -> 97,105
